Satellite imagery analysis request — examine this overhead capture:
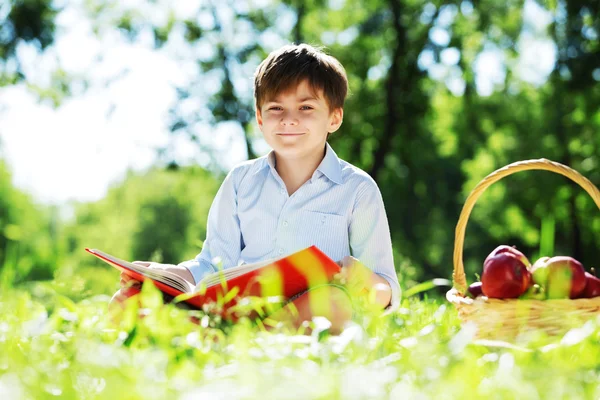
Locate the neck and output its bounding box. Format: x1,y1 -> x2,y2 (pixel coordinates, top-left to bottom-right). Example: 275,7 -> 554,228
275,146 -> 326,195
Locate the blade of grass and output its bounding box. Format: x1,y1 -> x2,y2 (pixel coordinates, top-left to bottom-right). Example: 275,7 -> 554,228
539,215 -> 555,258
403,278 -> 451,298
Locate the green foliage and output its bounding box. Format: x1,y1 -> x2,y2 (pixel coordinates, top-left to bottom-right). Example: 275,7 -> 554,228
2,1 -> 600,394
3,0 -> 600,291
4,280 -> 600,398
65,166 -> 220,268
1,0 -> 59,82
0,160 -> 60,282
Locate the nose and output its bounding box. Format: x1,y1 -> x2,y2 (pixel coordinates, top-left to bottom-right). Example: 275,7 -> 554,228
280,112 -> 299,126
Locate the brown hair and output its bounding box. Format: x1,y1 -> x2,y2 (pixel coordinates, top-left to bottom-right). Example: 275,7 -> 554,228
254,44 -> 348,111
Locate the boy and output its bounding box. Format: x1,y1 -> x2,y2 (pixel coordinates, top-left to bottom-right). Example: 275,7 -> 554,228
120,44 -> 400,332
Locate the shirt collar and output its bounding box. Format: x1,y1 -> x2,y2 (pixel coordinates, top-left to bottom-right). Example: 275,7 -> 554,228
253,152 -> 273,173
315,142 -> 343,184
255,142 -> 343,185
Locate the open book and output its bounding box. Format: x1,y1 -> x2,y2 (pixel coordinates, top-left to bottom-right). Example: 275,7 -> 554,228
85,246 -> 341,311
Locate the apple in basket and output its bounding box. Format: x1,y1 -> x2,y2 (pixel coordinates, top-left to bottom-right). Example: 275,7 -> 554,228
529,256 -> 550,293
531,256 -> 586,299
467,281 -> 483,298
577,272 -> 600,298
481,249 -> 532,298
484,245 -> 531,269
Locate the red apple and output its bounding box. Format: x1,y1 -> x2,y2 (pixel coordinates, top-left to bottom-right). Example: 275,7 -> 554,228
484,245 -> 531,269
481,252 -> 532,298
532,256 -> 550,268
530,256 -> 551,287
543,256 -> 586,299
467,281 -> 483,298
577,272 -> 600,298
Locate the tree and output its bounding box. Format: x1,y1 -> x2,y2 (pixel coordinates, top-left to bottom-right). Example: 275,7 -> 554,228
66,166 -> 219,266
9,0 -> 599,286
0,160 -> 60,282
1,0 -> 59,84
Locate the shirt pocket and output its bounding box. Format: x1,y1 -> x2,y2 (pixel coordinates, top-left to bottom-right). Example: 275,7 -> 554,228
296,210 -> 349,262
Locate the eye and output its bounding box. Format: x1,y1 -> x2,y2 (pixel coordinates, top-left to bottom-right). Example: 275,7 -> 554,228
268,106 -> 283,111
300,105 -> 314,110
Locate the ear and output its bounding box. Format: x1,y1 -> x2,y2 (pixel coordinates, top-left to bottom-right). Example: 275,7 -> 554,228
255,107 -> 263,128
328,107 -> 344,133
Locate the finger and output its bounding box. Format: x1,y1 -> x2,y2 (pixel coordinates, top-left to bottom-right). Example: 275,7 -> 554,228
344,256 -> 359,268
120,273 -> 129,287
337,256 -> 350,268
121,278 -> 142,288
120,277 -> 141,288
120,271 -> 141,284
120,273 -> 139,283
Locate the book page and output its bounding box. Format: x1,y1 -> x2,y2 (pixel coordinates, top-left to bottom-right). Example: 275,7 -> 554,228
87,249 -> 194,293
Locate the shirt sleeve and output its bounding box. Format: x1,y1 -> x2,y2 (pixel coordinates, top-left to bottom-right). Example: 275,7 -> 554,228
180,168 -> 245,284
348,178 -> 401,311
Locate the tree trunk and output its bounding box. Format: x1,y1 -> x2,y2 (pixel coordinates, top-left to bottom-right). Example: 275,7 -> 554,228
368,0 -> 404,181
551,7 -> 582,260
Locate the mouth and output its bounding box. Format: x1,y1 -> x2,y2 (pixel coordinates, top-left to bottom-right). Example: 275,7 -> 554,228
276,133 -> 305,136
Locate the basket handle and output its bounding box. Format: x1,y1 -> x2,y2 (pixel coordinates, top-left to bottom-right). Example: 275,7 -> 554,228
453,158 -> 600,295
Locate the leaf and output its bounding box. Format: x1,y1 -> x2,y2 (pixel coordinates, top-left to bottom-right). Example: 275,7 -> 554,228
403,278 -> 452,298
221,286 -> 240,305
122,325 -> 137,347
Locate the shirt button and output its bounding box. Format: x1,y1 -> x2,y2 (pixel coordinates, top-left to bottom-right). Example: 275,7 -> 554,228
278,248 -> 284,254
283,221 -> 288,227
280,188 -> 286,194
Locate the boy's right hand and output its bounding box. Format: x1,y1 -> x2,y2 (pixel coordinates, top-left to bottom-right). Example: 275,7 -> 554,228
119,262 -> 196,289
119,261 -> 148,289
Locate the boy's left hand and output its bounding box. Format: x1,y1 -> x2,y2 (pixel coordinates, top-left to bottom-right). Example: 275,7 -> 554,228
335,256 -> 372,294
335,256 -> 393,308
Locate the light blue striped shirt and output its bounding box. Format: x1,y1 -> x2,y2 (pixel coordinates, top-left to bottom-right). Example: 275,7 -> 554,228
180,142 -> 400,309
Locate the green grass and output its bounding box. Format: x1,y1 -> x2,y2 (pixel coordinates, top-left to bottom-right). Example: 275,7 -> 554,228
2,270 -> 600,399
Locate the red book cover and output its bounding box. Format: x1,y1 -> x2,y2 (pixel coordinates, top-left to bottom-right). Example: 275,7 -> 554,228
86,246 -> 341,314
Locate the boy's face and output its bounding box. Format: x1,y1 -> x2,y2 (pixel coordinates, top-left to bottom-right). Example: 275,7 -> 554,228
256,80 -> 343,161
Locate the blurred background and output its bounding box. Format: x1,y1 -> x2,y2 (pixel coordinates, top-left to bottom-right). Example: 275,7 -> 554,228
0,0 -> 598,297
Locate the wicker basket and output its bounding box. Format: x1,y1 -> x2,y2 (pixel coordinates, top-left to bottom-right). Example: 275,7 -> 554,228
446,159 -> 600,339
